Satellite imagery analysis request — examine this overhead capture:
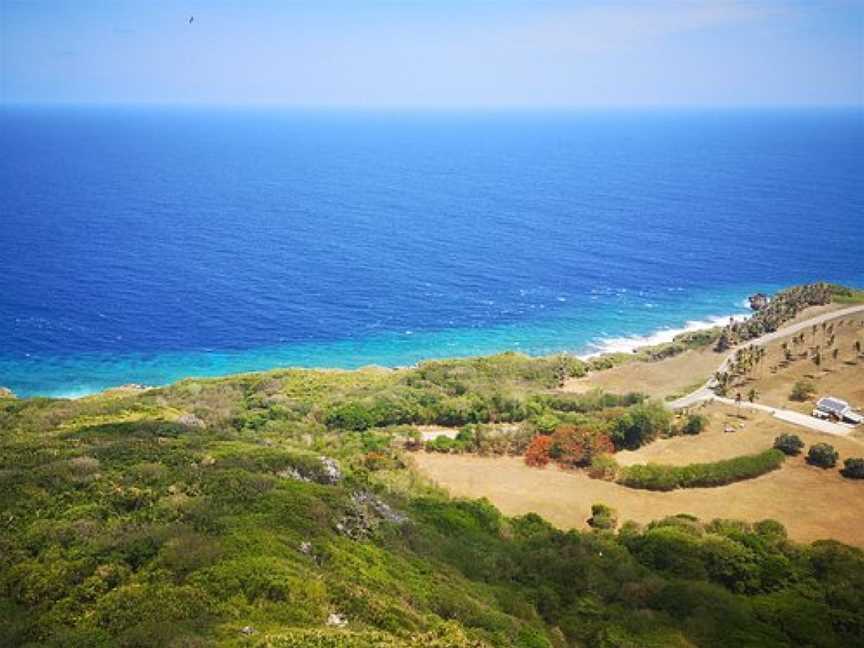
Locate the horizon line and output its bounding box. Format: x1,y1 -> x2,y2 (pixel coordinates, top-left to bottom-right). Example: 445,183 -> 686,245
3,100 -> 863,112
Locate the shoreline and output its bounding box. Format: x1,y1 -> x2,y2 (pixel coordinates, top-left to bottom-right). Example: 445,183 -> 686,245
2,306 -> 753,401
576,311 -> 749,359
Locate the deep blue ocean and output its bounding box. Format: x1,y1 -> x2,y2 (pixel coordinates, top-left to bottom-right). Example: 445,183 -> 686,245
1,107 -> 862,397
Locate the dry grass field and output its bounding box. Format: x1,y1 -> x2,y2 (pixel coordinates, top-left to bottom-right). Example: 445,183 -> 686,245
563,347 -> 717,400
735,314 -> 864,416
415,304 -> 864,547
414,398 -> 864,547
563,303 -> 855,402
617,401 -> 863,465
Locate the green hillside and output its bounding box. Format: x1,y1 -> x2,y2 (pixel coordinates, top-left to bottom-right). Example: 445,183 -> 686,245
2,346 -> 863,648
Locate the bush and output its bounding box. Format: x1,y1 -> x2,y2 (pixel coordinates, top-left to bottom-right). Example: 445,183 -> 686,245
325,402 -> 378,431
680,414 -> 707,436
611,402 -> 672,450
790,380 -> 816,402
524,435 -> 553,468
617,449 -> 786,491
532,413 -> 560,435
550,424 -> 615,468
773,433 -> 804,456
588,454 -> 618,480
807,443 -> 838,468
589,503 -> 618,530
840,457 -> 864,478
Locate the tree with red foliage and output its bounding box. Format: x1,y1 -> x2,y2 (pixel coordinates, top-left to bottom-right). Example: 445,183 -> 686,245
524,435 -> 554,467
551,424 -> 614,468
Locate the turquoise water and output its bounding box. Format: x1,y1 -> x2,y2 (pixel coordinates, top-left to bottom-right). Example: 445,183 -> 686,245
1,108 -> 862,397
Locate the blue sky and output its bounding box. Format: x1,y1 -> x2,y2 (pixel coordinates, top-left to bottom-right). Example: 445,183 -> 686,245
2,0 -> 862,107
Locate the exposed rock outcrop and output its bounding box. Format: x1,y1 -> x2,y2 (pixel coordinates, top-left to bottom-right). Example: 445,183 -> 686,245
319,457 -> 342,484
335,491 -> 409,540
748,293 -> 769,311
176,413 -> 205,428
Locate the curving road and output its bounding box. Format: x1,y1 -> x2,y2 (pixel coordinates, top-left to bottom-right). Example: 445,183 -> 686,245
667,303 -> 864,438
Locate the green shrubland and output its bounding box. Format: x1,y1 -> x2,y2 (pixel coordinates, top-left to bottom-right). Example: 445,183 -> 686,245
2,300 -> 864,645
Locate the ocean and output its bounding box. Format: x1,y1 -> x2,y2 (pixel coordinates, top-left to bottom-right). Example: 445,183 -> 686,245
1,107 -> 862,397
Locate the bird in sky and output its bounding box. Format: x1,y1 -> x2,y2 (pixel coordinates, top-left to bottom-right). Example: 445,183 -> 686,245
188,16 -> 194,24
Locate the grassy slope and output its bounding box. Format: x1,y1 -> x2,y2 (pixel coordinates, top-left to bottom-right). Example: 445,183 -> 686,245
2,357 -> 863,647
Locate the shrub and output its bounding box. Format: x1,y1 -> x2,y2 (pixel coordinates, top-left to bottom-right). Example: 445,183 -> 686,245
325,402 -> 378,431
790,380 -> 816,402
773,433 -> 804,456
425,435 -> 458,453
840,457 -> 864,479
524,435 -> 553,468
807,443 -> 838,468
680,414 -> 707,436
551,425 -> 615,468
588,454 -> 618,480
617,449 -> 786,491
532,413 -> 560,435
611,402 -> 671,450
589,503 -> 618,530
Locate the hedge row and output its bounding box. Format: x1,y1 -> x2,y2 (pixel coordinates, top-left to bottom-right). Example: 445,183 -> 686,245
617,449 -> 786,491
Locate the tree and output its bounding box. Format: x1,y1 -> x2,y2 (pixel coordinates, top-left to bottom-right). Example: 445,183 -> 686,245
611,402 -> 671,450
324,402 -> 377,431
713,371 -> 731,396
747,388 -> 759,403
681,414 -> 707,436
524,435 -> 553,468
773,433 -> 804,456
812,349 -> 822,368
840,458 -> 864,479
807,443 -> 838,468
588,503 -> 618,530
790,380 -> 815,402
551,425 -> 614,467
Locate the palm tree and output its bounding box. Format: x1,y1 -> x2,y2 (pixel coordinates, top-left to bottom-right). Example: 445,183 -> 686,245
813,349 -> 822,368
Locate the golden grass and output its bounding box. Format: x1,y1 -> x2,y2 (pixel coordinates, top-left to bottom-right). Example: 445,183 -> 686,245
414,400 -> 864,547
562,347 -> 718,400
736,315 -> 864,415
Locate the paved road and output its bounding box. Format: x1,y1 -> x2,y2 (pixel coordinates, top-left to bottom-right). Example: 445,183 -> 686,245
668,303 -> 864,438
712,396 -> 855,437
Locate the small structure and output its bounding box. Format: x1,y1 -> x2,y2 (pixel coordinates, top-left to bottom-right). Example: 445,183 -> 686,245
812,396 -> 863,425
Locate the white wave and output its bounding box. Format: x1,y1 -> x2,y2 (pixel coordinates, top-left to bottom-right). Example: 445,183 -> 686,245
579,312 -> 750,359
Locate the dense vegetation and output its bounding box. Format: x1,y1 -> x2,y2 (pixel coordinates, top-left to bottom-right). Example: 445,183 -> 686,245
714,282 -> 840,351
773,433 -> 804,456
615,450 -> 786,491
3,371 -> 864,648
807,443 -> 840,469
2,283 -> 863,646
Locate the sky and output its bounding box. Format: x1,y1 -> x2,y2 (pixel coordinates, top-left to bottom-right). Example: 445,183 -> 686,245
1,0 -> 862,107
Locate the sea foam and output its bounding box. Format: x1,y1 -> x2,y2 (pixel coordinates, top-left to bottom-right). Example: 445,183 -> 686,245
580,313 -> 750,359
